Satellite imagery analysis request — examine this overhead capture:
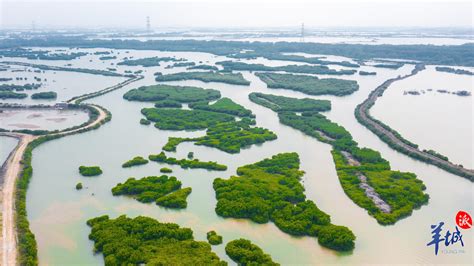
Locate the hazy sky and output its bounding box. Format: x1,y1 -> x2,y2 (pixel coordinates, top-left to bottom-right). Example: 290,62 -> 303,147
0,0 -> 472,29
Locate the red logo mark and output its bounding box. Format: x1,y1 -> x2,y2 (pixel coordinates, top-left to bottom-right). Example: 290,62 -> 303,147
455,211 -> 472,229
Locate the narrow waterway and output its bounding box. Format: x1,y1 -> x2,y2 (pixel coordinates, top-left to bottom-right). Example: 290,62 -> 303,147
20,49 -> 472,265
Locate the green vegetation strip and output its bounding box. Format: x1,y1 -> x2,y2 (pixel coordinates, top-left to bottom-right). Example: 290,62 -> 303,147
121,156 -> 148,168
141,108 -> 235,130
190,98 -> 254,118
226,239 -> 279,265
2,61 -> 127,77
31,91 -> 57,100
249,92 -> 331,112
0,91 -> 27,99
3,38 -> 473,66
256,72 -> 359,96
87,215 -> 226,265
149,152 -> 227,171
112,175 -> 191,209
435,66 -> 474,75
162,119 -> 277,154
0,83 -> 41,91
214,153 -> 356,251
117,56 -> 184,67
155,71 -> 250,85
250,93 -> 429,225
123,84 -> 220,103
217,61 -> 356,75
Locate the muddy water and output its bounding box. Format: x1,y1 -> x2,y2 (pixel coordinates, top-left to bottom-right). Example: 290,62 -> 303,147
372,65 -> 473,168
22,49 -> 472,265
0,136 -> 18,165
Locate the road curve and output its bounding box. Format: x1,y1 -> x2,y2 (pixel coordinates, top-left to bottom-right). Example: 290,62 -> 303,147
355,64 -> 474,180
0,105 -> 107,266
0,73 -> 140,265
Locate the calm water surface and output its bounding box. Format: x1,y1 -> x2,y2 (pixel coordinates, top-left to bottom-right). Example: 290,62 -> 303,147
0,135 -> 18,165
20,49 -> 473,265
372,65 -> 473,168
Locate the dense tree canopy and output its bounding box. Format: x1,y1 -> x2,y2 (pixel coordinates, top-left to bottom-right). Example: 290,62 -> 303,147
123,84 -> 221,103
206,231 -> 223,245
87,215 -> 226,265
78,166 -> 102,176
112,175 -> 192,209
225,239 -> 278,265
121,156 -> 149,168
162,119 -> 277,154
155,71 -> 250,85
149,152 -> 228,171
31,91 -> 57,100
249,92 -> 331,112
217,61 -> 356,75
141,108 -> 235,130
190,98 -> 254,118
256,72 -> 359,96
117,56 -> 184,67
213,153 -> 356,251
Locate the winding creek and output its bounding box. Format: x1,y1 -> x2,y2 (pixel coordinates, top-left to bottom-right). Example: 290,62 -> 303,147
0,48 -> 471,264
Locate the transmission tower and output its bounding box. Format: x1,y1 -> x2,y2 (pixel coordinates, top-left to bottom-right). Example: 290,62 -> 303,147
146,16 -> 151,33
300,23 -> 305,42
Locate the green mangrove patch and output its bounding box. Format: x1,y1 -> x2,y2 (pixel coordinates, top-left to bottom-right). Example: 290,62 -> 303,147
190,97 -> 254,118
87,215 -> 226,265
155,71 -> 250,85
141,108 -> 235,130
149,152 -> 227,171
122,156 -> 149,168
206,231 -> 223,245
225,239 -> 278,265
251,94 -> 429,225
256,72 -> 359,96
111,175 -> 191,209
117,56 -> 184,67
123,84 -> 220,103
213,153 -> 356,251
78,166 -> 102,176
162,119 -> 277,154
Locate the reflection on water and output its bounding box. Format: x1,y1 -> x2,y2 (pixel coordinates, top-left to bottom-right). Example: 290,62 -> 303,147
24,49 -> 472,265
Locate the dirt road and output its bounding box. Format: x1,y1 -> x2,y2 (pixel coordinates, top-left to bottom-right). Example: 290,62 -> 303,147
0,133 -> 36,266
0,71 -> 140,265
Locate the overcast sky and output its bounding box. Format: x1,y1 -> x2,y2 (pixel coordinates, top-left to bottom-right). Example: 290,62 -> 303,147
0,0 -> 472,29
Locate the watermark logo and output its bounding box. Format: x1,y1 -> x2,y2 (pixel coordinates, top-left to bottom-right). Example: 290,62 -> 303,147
427,211 -> 470,255
456,210 -> 472,229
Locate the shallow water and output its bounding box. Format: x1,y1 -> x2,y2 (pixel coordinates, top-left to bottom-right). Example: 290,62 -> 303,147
19,49 -> 473,265
0,63 -> 126,104
0,135 -> 18,165
372,65 -> 473,168
0,108 -> 90,131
